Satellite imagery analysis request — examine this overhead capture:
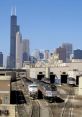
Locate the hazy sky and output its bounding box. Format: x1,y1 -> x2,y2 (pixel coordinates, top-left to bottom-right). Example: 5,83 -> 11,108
0,0 -> 82,56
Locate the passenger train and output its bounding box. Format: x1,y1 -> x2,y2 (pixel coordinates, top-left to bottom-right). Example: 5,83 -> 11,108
38,82 -> 57,102
67,77 -> 76,86
28,81 -> 57,102
28,83 -> 38,99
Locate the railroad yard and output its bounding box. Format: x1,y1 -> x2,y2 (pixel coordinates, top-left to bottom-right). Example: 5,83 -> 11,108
11,74 -> 82,117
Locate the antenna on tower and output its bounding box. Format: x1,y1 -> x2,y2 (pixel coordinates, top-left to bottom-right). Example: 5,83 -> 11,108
11,6 -> 16,16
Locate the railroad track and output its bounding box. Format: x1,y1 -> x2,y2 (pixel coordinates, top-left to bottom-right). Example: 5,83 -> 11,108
17,80 -> 29,117
31,99 -> 53,117
48,85 -> 75,117
12,78 -> 29,117
31,100 -> 40,117
17,104 -> 28,117
60,86 -> 75,117
61,96 -> 71,117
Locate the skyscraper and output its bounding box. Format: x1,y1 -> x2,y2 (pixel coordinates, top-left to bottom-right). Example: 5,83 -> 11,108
56,47 -> 66,62
0,52 -> 3,67
39,52 -> 44,60
44,50 -> 49,60
74,49 -> 82,59
62,43 -> 73,62
10,8 -> 19,68
6,56 -> 10,69
32,49 -> 40,60
16,32 -> 22,69
22,39 -> 30,63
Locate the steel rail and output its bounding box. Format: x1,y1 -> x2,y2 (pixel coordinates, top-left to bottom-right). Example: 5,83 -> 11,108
15,78 -> 28,117
31,100 -> 40,117
60,86 -> 74,117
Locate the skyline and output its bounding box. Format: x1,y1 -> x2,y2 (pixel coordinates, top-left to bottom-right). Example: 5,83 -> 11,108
0,0 -> 82,57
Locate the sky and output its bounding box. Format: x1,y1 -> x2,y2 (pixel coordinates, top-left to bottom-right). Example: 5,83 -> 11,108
0,0 -> 82,58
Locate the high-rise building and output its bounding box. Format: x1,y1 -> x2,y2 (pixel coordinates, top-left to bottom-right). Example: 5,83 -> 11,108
74,49 -> 82,59
0,52 -> 3,67
44,50 -> 49,60
39,52 -> 44,60
6,56 -> 10,68
62,43 -> 73,62
10,8 -> 19,68
32,49 -> 40,60
56,47 -> 66,62
22,39 -> 30,62
16,32 -> 22,69
29,56 -> 37,64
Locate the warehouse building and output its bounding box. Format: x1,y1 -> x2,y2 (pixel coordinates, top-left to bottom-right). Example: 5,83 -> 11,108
0,76 -> 11,104
78,76 -> 82,95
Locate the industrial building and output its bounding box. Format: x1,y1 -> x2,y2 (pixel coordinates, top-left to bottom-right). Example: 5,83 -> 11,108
0,74 -> 15,117
78,76 -> 82,95
0,104 -> 15,117
28,62 -> 82,79
0,76 -> 11,104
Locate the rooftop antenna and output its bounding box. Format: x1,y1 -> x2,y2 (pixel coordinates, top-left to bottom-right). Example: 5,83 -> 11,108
11,6 -> 16,16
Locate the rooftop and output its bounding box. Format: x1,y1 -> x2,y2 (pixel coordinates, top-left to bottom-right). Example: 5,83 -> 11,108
0,76 -> 11,81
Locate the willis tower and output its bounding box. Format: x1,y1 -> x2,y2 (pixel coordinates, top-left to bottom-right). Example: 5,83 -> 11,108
10,8 -> 19,68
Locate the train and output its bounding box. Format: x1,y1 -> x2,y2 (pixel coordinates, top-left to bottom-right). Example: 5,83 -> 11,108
27,81 -> 57,102
38,82 -> 57,102
28,83 -> 38,99
67,77 -> 76,86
